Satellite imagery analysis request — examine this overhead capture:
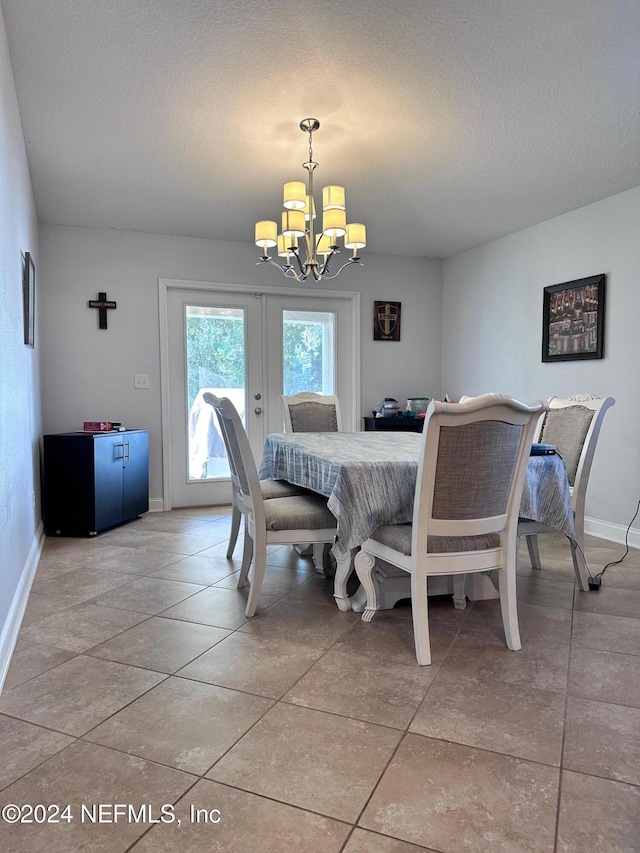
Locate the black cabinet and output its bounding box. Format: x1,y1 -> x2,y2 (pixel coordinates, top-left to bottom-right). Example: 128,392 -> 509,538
363,416 -> 424,432
43,430 -> 149,536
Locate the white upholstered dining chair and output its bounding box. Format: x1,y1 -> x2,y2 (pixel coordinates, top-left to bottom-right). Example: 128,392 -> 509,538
354,394 -> 546,665
205,394 -> 337,617
280,391 -> 342,432
279,391 -> 342,561
202,393 -> 306,561
518,393 -> 615,589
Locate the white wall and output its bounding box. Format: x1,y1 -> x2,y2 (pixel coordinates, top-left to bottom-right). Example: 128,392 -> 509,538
361,253 -> 442,413
39,225 -> 442,505
442,186 -> 640,541
0,8 -> 41,687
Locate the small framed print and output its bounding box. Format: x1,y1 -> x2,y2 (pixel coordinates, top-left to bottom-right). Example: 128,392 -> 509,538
374,300 -> 401,341
542,274 -> 605,362
22,251 -> 35,348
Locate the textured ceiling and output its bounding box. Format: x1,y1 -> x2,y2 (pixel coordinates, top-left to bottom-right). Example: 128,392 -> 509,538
2,0 -> 640,258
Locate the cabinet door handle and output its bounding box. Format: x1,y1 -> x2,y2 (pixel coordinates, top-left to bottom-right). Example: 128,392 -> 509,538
124,441 -> 130,460
115,442 -> 125,460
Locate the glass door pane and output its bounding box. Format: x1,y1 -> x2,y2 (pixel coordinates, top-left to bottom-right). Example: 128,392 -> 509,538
185,305 -> 246,482
282,310 -> 335,395
265,294 -> 356,434
163,285 -> 357,508
166,287 -> 263,508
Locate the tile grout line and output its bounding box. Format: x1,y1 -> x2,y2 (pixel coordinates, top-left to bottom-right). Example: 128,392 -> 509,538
552,577 -> 578,852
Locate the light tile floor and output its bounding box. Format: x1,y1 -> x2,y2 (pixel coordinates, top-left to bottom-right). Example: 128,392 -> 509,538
1,508 -> 639,852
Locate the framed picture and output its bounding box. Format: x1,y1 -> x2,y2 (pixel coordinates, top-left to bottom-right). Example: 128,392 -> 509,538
542,274 -> 605,362
22,251 -> 35,348
374,300 -> 401,341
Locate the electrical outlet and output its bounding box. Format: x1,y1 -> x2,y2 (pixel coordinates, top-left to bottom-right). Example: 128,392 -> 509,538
134,374 -> 150,389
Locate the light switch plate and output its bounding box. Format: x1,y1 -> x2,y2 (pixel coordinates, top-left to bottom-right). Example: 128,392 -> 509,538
134,374 -> 150,389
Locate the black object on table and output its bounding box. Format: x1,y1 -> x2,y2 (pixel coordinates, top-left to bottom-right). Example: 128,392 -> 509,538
530,443 -> 557,455
43,430 -> 149,536
363,416 -> 424,432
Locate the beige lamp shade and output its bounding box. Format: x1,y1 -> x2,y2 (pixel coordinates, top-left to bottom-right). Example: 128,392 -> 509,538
282,210 -> 306,237
323,208 -> 347,238
317,234 -> 335,255
255,220 -> 277,248
323,185 -> 346,210
345,223 -> 366,249
283,181 -> 306,210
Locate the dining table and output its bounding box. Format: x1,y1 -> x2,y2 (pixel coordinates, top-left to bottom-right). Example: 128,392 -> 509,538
259,431 -> 577,612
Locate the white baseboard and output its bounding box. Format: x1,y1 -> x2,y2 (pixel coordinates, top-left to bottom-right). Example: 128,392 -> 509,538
585,516 -> 640,549
148,498 -> 165,513
0,521 -> 45,695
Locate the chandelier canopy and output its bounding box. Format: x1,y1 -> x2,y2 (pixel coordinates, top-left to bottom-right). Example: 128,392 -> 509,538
254,118 -> 366,282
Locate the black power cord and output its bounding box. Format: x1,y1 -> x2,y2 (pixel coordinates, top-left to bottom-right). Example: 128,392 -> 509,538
580,497 -> 640,591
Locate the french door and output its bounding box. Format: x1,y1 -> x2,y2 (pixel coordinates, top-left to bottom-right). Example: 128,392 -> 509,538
160,281 -> 359,508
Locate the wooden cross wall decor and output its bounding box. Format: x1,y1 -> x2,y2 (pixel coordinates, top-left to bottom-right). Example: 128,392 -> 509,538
88,292 -> 117,329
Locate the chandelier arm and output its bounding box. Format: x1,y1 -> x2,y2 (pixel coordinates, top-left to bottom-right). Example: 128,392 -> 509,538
317,258 -> 364,281
290,247 -> 307,278
317,247 -> 338,277
257,255 -> 360,282
256,256 -> 307,282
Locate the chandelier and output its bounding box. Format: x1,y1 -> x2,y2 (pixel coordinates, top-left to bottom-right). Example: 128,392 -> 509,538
254,118 -> 366,282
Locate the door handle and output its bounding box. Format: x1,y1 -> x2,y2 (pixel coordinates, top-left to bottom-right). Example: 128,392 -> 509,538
254,407 -> 262,415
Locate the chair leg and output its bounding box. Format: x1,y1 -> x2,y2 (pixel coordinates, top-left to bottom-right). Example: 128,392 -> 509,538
526,534 -> 542,569
570,538 -> 590,592
354,550 -> 380,622
312,543 -> 327,577
245,531 -> 267,618
570,513 -> 590,591
237,527 -> 252,589
452,575 -> 467,609
498,563 -> 521,651
332,542 -> 356,612
410,568 -> 431,665
227,504 -> 242,558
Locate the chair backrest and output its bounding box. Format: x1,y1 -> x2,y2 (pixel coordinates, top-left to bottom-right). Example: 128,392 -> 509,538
202,393 -> 266,528
412,395 -> 546,554
202,391 -> 241,492
280,392 -> 342,432
537,394 -> 615,514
